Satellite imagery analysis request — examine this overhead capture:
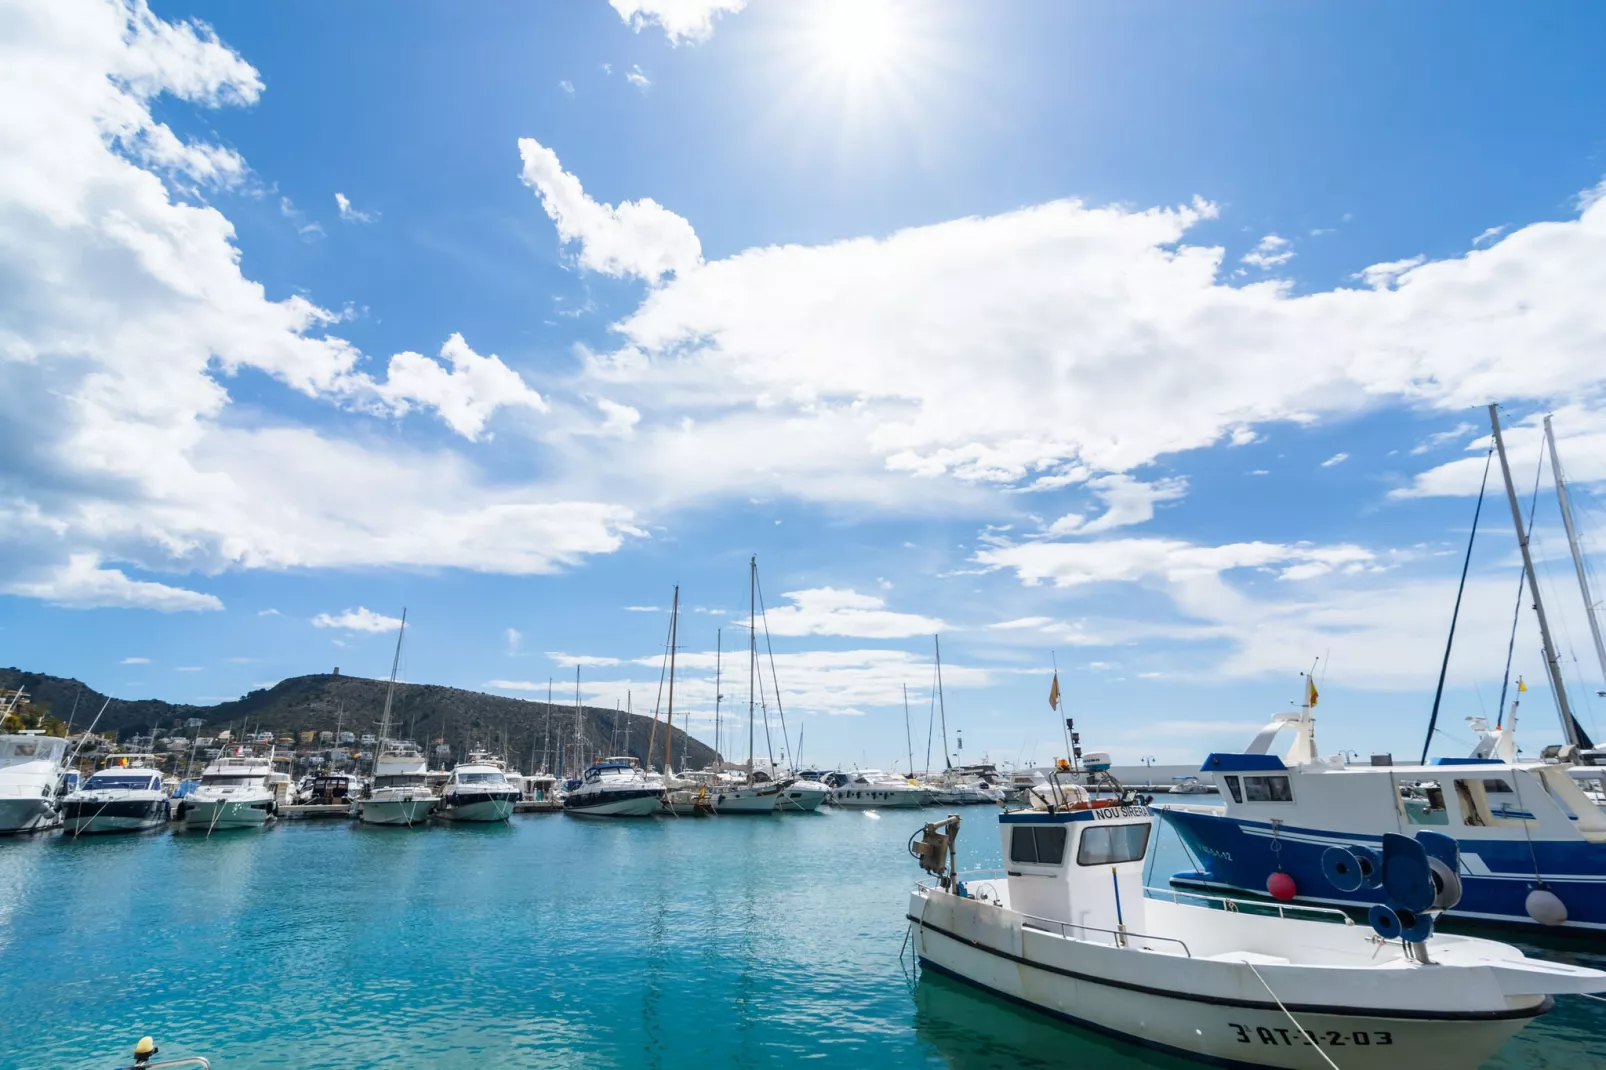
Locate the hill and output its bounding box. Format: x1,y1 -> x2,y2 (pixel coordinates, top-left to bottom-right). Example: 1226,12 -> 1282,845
0,667 -> 719,772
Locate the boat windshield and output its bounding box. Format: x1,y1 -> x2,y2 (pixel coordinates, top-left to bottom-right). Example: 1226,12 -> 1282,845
200,774 -> 263,786
456,772 -> 505,784
376,774 -> 427,788
86,775 -> 159,791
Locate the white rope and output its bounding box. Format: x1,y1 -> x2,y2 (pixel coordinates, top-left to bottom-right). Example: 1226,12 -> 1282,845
1245,961 -> 1342,1070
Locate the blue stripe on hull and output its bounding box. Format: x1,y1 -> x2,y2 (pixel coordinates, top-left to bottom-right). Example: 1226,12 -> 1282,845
1160,808 -> 1606,930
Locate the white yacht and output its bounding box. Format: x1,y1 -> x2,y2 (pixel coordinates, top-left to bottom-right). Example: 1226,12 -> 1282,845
61,761 -> 169,834
437,758 -> 518,822
0,731 -> 70,833
361,741 -> 434,826
831,769 -> 926,809
181,751 -> 278,831
775,776 -> 828,812
564,757 -> 664,817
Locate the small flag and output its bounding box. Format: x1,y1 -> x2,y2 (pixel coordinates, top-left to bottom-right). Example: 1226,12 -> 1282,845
1049,672 -> 1061,711
1306,675 -> 1319,709
1517,677 -> 1528,693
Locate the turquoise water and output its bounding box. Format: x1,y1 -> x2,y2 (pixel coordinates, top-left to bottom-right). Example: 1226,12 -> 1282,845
2,811 -> 1603,1069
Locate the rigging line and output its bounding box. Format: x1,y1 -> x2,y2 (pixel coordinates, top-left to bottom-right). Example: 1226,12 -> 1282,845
646,598 -> 675,769
753,567 -> 794,771
1244,962 -> 1342,1070
1422,446 -> 1494,763
1496,443 -> 1546,729
924,663 -> 939,776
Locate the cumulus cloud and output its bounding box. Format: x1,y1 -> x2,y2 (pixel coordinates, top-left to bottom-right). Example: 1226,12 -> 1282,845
1048,475 -> 1187,536
334,191 -> 375,223
758,587 -> 948,639
608,0 -> 747,44
6,555 -> 222,611
1241,233 -> 1293,270
517,137 -> 701,282
375,333 -> 548,440
311,607 -> 403,633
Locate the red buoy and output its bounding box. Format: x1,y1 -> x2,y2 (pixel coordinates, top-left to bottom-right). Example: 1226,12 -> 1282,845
1267,872 -> 1297,901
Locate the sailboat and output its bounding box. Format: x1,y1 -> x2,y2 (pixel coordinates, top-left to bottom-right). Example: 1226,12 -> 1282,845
359,610 -> 435,827
656,588 -> 714,816
711,557 -> 785,814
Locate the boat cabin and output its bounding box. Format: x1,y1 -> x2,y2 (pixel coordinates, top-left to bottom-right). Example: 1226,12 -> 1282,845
991,801 -> 1156,940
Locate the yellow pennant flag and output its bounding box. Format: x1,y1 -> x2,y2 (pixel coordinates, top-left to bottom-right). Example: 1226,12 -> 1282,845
1517,677 -> 1528,693
1306,675 -> 1319,709
1048,672 -> 1061,711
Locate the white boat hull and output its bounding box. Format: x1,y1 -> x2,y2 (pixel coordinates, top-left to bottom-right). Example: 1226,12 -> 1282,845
0,796 -> 59,833
710,785 -> 780,813
776,784 -> 828,812
831,787 -> 924,809
437,796 -> 515,822
566,792 -> 663,817
181,798 -> 274,830
360,797 -> 435,826
909,891 -> 1541,1069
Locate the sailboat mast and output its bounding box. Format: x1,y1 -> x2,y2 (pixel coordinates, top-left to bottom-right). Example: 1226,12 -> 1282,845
1546,415 -> 1606,689
574,665 -> 582,775
903,684 -> 915,775
664,585 -> 679,773
714,630 -> 722,770
748,555 -> 756,777
543,678 -> 552,774
935,634 -> 951,770
1490,404 -> 1578,747
378,609 -> 406,750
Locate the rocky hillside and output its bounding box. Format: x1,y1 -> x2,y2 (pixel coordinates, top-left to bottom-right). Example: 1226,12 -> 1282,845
0,667 -> 718,771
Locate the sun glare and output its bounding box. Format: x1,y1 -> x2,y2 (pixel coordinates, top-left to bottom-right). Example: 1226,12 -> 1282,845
807,0 -> 909,82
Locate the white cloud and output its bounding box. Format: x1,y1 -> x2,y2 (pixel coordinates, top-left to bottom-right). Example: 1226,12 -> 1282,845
974,536 -> 1375,590
1472,225 -> 1505,247
1241,233 -> 1293,270
175,665 -> 201,672
558,79 -> 575,95
1354,255 -> 1425,290
1320,452 -> 1349,467
374,333 -> 548,440
517,137 -> 700,283
759,587 -> 947,638
258,608 -> 281,616
625,65 -> 651,91
1395,404 -> 1606,499
986,616 -> 1054,630
311,607 -> 403,633
1410,422 -> 1476,455
624,605 -> 661,613
6,555 -> 221,611
608,0 -> 747,44
333,191 -> 375,223
544,653 -> 624,668
121,656 -> 151,664
505,627 -> 522,655
1048,474 -> 1187,536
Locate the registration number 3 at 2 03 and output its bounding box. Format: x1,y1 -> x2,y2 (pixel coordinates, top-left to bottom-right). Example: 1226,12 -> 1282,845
1230,1024 -> 1393,1048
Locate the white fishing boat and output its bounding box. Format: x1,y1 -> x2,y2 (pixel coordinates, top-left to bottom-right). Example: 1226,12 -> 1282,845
181,751 -> 278,831
437,757 -> 518,822
61,759 -> 169,834
564,756 -> 664,816
358,610 -> 435,827
905,785 -> 1606,1069
0,730 -> 69,833
832,769 -> 925,808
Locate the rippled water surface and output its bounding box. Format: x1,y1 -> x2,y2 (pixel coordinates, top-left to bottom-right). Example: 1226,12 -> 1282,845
2,810 -> 1602,1069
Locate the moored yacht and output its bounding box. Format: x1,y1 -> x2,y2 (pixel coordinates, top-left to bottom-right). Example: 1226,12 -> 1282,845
0,731 -> 69,833
775,776 -> 828,812
906,783 -> 1606,1068
61,760 -> 169,834
361,742 -> 434,826
437,758 -> 518,822
181,751 -> 278,831
564,757 -> 663,817
831,769 -> 925,809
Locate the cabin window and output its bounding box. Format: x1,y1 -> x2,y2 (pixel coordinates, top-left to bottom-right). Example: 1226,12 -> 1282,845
1010,825 -> 1069,866
1223,776 -> 1242,803
1077,823 -> 1152,866
1242,775 -> 1293,802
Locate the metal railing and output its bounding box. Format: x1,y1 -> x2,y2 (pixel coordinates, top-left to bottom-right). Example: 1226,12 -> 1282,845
1145,886 -> 1355,925
1019,914 -> 1192,957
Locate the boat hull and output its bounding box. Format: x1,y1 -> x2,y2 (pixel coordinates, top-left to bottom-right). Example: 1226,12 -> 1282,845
61,797 -> 168,834
359,797 -> 435,826
565,788 -> 663,817
437,793 -> 515,822
831,787 -> 924,809
776,785 -> 827,812
181,798 -> 274,830
1161,806 -> 1606,931
0,795 -> 59,833
710,785 -> 779,813
909,892 -> 1541,1069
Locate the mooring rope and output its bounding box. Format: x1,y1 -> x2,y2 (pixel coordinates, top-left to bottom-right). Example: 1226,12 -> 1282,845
1245,961 -> 1342,1070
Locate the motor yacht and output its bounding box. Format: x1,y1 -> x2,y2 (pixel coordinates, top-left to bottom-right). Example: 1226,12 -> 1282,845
775,776 -> 828,812
181,751 -> 278,831
906,785 -> 1606,1068
361,741 -> 435,826
564,757 -> 664,817
61,761 -> 169,834
437,758 -> 518,822
0,731 -> 69,833
831,769 -> 926,809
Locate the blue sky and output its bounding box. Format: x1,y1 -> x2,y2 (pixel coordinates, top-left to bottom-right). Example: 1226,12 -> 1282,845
5,0 -> 1606,770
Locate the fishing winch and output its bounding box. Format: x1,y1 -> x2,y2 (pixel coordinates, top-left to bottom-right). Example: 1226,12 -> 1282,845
1322,831 -> 1462,961
909,815 -> 961,891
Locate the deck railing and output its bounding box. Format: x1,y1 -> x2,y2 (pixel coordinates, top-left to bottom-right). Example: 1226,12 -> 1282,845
1145,885 -> 1355,925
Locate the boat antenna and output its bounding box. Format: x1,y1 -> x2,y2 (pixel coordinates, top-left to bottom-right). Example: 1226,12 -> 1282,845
1490,403 -> 1579,747
664,585 -> 680,775
1546,414 -> 1606,696
1421,447 -> 1493,763
935,635 -> 951,770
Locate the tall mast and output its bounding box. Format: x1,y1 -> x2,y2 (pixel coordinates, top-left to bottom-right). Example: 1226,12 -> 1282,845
574,665 -> 583,774
903,684 -> 915,775
748,555 -> 757,777
1490,404 -> 1578,747
935,634 -> 951,770
625,690 -> 632,759
1546,415 -> 1606,689
713,629 -> 722,770
372,607 -> 404,748
542,678 -> 552,773
664,585 -> 679,774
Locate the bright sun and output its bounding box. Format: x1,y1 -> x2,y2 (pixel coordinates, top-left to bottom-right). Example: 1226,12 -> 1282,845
805,0 -> 912,84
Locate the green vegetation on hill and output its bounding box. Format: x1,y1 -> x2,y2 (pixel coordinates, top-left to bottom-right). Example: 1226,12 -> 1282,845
0,667 -> 718,771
